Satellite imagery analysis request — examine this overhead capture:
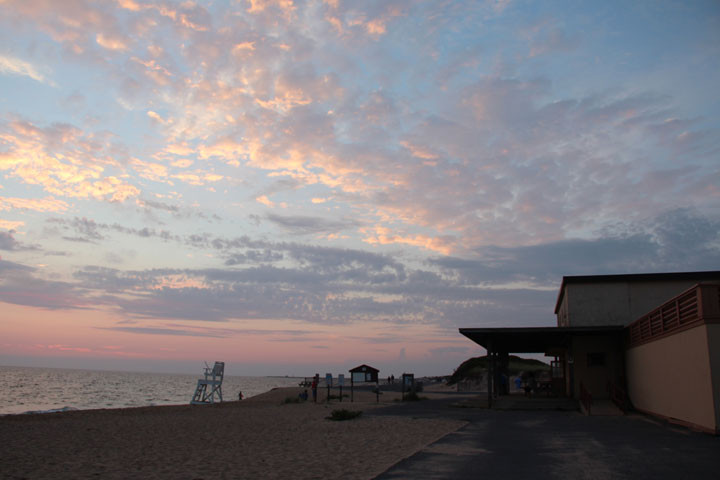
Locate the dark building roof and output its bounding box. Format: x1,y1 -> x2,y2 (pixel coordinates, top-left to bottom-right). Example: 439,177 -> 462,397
553,271 -> 720,314
459,326 -> 624,353
349,364 -> 379,373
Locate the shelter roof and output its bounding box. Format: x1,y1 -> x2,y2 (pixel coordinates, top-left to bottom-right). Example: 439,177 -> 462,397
349,364 -> 379,373
459,326 -> 624,353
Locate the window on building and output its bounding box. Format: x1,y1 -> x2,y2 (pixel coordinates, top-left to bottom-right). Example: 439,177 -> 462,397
587,352 -> 606,367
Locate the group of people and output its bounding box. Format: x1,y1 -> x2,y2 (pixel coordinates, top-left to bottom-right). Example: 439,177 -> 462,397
297,374 -> 319,402
500,372 -> 539,397
515,373 -> 537,397
236,373 -> 321,403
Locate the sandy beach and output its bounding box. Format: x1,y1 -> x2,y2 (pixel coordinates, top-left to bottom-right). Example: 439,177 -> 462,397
0,387 -> 465,479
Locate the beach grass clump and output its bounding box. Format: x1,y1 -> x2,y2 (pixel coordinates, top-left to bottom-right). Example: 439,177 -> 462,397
327,394 -> 349,400
326,409 -> 362,421
403,391 -> 427,401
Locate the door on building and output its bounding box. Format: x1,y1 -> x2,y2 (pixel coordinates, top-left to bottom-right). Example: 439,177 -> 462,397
551,358 -> 565,396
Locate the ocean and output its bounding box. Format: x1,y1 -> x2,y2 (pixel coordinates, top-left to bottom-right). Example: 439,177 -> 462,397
0,365 -> 303,415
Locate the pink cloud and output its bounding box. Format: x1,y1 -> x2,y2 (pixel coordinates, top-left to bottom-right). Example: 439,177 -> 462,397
0,196 -> 69,213
0,219 -> 25,230
1,120 -> 140,202
362,225 -> 456,255
96,32 -> 130,51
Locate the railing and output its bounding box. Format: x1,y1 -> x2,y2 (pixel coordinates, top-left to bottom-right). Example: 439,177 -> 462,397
607,380 -> 630,413
580,381 -> 592,415
627,283 -> 720,348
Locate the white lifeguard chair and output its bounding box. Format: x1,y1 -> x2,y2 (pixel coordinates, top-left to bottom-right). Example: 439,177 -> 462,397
191,361 -> 225,404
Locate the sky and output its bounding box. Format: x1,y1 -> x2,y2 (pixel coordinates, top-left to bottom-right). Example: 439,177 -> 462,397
1,0 -> 719,377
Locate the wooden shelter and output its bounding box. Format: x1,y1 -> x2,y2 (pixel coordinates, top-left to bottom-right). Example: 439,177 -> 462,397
349,364 -> 379,383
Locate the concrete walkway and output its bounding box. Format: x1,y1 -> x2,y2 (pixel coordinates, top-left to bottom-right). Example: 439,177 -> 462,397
369,395 -> 719,479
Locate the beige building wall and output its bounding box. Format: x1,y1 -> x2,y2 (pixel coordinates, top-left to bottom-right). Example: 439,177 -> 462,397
707,324 -> 720,432
561,280 -> 714,327
626,325 -> 717,433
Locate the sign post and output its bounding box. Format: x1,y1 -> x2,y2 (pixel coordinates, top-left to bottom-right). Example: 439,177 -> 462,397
402,373 -> 414,401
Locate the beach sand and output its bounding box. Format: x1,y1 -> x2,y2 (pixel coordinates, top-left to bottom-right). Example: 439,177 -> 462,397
0,387 -> 465,479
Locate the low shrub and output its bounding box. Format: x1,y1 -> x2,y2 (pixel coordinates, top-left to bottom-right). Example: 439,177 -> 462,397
403,391 -> 426,401
326,409 -> 362,421
327,394 -> 349,400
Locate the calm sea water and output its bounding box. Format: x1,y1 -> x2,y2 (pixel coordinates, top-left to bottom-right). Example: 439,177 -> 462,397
0,366 -> 302,415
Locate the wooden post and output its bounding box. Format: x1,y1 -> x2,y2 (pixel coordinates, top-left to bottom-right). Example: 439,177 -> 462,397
338,374 -> 344,402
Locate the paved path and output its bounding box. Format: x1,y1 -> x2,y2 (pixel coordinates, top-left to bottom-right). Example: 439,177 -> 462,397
368,395 -> 719,479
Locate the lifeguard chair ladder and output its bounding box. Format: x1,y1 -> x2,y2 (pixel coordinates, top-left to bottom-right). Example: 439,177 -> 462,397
191,361 -> 225,404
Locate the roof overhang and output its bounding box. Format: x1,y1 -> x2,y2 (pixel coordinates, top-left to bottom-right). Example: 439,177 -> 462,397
459,326 -> 624,353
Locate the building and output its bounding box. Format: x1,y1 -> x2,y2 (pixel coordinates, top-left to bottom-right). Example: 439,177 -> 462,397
349,364 -> 379,383
554,272 -> 720,327
460,271 -> 720,434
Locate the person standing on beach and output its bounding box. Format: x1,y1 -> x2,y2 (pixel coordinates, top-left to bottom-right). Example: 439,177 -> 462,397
311,375 -> 318,403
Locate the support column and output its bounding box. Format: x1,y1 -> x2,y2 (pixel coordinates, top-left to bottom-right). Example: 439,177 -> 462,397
567,340 -> 575,398
487,342 -> 494,408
